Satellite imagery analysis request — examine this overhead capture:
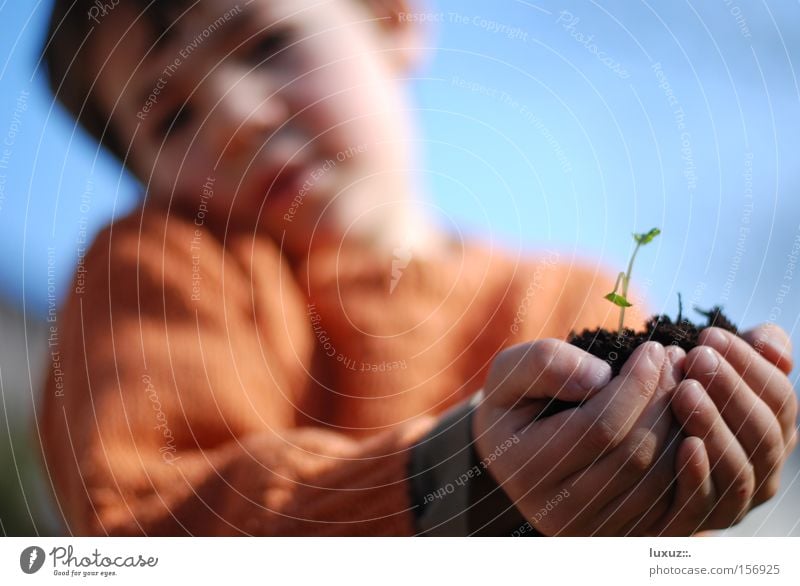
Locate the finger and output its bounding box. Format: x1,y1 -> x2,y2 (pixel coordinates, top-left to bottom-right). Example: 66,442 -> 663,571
671,379 -> 754,529
740,324 -> 794,375
697,327 -> 796,451
591,425 -> 682,536
484,338 -> 613,411
645,436 -> 714,536
617,489 -> 673,536
534,342 -> 666,475
565,346 -> 685,524
684,344 -> 785,502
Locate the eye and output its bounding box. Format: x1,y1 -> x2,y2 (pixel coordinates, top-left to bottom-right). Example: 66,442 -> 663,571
159,103 -> 193,138
245,28 -> 293,64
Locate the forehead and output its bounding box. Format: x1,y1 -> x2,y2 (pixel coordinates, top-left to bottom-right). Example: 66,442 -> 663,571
89,0 -> 306,115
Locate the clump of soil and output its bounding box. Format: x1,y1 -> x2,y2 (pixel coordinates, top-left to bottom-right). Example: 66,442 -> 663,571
568,305 -> 738,377
537,305 -> 738,419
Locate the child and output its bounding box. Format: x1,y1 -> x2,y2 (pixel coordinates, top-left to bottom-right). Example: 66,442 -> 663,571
39,0 -> 797,536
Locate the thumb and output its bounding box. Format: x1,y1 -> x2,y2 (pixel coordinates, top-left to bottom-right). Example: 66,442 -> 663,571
484,338 -> 613,409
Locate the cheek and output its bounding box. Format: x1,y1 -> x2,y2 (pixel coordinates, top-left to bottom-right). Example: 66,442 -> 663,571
147,149 -> 188,197
295,81 -> 405,170
290,47 -> 403,143
146,147 -> 216,205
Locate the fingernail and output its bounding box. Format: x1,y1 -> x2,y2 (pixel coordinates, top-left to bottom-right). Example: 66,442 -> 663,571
753,327 -> 791,357
681,379 -> 705,411
644,341 -> 666,367
702,327 -> 728,349
665,345 -> 684,364
695,346 -> 720,376
577,356 -> 612,391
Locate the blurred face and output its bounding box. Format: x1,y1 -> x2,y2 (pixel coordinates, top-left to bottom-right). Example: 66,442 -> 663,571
92,0 -> 423,259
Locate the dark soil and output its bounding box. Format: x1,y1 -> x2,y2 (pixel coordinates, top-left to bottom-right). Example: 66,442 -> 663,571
537,304 -> 738,418
568,305 -> 738,377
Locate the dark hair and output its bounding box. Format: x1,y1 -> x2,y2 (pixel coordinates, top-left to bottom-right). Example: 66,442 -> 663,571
42,0 -> 190,162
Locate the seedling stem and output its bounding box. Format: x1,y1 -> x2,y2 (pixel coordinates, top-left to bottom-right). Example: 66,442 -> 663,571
604,227 -> 660,332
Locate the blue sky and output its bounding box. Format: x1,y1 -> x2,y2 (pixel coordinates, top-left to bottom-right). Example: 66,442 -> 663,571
1,0 -> 799,367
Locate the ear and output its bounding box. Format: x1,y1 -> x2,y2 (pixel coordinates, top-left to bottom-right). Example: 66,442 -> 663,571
360,0 -> 430,72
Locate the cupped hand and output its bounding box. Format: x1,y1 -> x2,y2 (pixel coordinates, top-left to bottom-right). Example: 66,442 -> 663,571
652,324 -> 798,534
473,338 -> 689,536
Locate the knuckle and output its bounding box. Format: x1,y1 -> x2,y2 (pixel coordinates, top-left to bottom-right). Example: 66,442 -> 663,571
741,349 -> 757,372
728,463 -> 756,508
761,448 -> 783,481
586,418 -> 619,453
625,452 -> 653,476
528,338 -> 562,370
760,426 -> 786,475
623,434 -> 657,474
527,338 -> 570,387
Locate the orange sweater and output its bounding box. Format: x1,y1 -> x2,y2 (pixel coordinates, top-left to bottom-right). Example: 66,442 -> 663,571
39,201 -> 628,535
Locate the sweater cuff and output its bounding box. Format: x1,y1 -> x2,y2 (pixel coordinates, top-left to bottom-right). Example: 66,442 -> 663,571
407,391 -> 539,536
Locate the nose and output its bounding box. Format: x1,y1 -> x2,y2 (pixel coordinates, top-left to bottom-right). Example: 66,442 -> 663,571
202,69 -> 289,156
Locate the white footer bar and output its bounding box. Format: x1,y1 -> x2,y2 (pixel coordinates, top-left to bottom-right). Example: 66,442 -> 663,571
1,537 -> 798,585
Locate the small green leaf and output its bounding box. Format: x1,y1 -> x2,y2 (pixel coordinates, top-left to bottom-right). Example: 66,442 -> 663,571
604,292 -> 633,307
633,227 -> 661,245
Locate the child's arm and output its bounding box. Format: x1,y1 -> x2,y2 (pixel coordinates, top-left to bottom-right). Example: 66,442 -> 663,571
38,211 -> 440,536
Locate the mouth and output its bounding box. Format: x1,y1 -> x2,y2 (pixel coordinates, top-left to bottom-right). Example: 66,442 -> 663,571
255,163 -> 309,208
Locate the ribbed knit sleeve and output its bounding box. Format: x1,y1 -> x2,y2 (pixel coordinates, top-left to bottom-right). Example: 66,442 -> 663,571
38,207 -> 437,536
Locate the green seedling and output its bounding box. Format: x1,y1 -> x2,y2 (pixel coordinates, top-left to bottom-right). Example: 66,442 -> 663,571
604,227 -> 661,332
